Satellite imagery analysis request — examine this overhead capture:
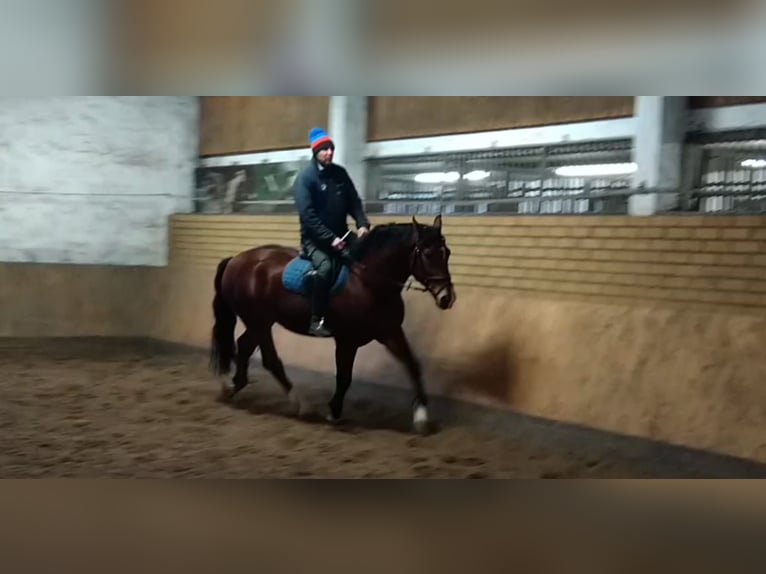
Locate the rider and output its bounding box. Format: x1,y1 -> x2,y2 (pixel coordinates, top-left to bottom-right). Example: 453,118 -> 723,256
294,127 -> 371,337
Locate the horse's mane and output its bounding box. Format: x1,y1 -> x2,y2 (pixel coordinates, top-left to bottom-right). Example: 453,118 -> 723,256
350,223 -> 413,260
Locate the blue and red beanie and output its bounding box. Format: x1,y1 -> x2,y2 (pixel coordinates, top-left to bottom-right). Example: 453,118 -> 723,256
309,127 -> 334,152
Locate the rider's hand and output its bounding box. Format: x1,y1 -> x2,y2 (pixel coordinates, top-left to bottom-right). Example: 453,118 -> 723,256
358,227 -> 370,238
332,237 -> 346,251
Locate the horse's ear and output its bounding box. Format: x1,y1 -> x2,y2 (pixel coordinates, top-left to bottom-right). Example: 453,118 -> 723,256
412,217 -> 420,243
433,214 -> 442,232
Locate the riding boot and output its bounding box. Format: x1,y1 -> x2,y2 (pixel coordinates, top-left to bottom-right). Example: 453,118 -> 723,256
309,274 -> 332,338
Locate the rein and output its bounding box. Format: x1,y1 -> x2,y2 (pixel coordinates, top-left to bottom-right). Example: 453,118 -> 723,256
348,260 -> 428,293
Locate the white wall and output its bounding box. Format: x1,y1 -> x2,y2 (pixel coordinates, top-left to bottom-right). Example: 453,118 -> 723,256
0,97 -> 199,266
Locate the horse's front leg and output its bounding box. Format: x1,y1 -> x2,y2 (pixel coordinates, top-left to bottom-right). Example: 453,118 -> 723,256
328,341 -> 358,423
377,328 -> 430,435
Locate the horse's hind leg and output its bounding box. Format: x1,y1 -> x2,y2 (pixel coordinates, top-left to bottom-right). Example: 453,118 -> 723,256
220,329 -> 259,401
233,330 -> 259,392
258,327 -> 311,417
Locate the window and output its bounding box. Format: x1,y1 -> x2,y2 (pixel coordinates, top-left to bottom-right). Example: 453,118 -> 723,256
194,160 -> 309,214
688,131 -> 766,214
366,140 -> 635,215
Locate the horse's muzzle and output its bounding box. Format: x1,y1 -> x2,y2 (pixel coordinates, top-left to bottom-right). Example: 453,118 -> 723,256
435,284 -> 457,310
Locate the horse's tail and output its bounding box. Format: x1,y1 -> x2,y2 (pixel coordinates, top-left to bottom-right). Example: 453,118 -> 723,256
210,256 -> 236,376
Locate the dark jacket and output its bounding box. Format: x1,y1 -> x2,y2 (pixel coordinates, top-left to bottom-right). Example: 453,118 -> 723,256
294,160 -> 370,251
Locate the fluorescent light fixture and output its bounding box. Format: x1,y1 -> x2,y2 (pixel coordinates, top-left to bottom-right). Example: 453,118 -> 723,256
555,162 -> 638,177
414,171 -> 460,184
463,170 -> 491,181
415,170 -> 491,183
741,159 -> 766,169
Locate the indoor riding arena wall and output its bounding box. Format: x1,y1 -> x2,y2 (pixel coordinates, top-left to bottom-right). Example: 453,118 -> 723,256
0,95 -> 197,335
155,214 -> 766,463
367,97 -> 635,140
0,96 -> 199,266
689,96 -> 766,108
199,97 -> 330,156
0,263 -> 158,338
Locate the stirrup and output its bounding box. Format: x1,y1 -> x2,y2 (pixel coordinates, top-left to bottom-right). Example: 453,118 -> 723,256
309,317 -> 332,338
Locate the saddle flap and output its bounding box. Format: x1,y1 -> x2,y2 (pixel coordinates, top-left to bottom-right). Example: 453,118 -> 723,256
283,256 -> 351,296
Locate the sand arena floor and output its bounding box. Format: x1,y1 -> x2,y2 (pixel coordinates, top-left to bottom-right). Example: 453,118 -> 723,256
0,338 -> 763,478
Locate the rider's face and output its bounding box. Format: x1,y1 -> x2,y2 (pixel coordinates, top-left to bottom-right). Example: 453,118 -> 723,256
316,147 -> 334,166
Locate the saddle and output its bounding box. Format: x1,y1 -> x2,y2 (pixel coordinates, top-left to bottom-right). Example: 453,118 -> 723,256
282,255 -> 351,297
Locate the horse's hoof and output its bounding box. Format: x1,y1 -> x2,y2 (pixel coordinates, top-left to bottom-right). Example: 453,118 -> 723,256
327,412 -> 353,429
218,380 -> 235,403
288,388 -> 312,418
413,406 -> 431,436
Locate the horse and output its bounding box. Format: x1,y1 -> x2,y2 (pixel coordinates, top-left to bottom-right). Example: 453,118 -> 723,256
209,215 -> 457,434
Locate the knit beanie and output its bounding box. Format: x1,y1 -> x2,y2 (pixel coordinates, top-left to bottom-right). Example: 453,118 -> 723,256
309,127 -> 335,153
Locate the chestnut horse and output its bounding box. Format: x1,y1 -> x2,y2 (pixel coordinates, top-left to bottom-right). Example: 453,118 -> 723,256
209,215 -> 457,434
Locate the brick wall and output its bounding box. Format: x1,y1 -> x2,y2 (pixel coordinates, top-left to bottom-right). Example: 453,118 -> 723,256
169,214 -> 766,313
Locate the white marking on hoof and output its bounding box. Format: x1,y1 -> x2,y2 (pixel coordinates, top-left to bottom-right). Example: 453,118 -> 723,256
288,388 -> 311,417
413,406 -> 429,434
219,377 -> 235,398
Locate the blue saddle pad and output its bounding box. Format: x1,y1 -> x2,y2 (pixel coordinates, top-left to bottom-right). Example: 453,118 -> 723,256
283,256 -> 351,297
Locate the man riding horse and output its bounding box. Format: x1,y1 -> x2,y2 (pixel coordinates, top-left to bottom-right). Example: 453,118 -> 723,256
294,127 -> 371,337
212,135 -> 456,432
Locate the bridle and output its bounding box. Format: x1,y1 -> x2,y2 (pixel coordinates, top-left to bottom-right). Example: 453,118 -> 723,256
349,242 -> 453,296
406,244 -> 453,296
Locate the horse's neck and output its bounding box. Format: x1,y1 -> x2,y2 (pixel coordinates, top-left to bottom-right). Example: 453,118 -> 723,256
359,244 -> 412,290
